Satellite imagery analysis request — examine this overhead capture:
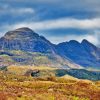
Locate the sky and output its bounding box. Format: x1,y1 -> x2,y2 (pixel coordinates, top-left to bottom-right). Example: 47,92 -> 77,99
0,0 -> 100,46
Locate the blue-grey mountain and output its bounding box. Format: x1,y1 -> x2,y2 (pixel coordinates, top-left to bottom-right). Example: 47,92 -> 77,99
0,27 -> 100,69
56,40 -> 100,69
0,27 -> 81,69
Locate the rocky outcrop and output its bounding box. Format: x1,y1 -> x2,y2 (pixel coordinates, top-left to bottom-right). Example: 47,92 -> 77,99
0,27 -> 55,54
25,69 -> 40,76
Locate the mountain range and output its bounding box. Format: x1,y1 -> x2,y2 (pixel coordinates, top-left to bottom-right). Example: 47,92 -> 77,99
0,27 -> 100,70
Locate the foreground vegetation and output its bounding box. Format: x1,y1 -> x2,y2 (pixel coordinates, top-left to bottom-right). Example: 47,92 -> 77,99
0,67 -> 100,100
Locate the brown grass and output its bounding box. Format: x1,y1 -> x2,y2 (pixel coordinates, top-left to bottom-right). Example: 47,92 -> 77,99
0,71 -> 100,100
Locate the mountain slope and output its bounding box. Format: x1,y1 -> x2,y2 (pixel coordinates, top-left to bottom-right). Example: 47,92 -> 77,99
0,27 -> 100,69
0,27 -> 82,69
56,39 -> 100,69
0,27 -> 55,54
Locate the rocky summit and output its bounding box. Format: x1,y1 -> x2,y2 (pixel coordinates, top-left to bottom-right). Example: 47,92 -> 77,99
56,39 -> 100,69
0,27 -> 55,53
4,27 -> 39,39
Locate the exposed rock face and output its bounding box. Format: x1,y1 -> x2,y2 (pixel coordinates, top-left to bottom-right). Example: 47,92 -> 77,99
25,69 -> 40,76
0,27 -> 55,54
81,39 -> 100,61
0,27 -> 100,69
56,39 -> 100,68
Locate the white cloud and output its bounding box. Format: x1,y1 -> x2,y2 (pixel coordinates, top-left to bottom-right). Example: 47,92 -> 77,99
2,17 -> 100,31
3,0 -> 100,13
47,30 -> 100,46
0,17 -> 100,47
0,5 -> 35,15
11,8 -> 35,14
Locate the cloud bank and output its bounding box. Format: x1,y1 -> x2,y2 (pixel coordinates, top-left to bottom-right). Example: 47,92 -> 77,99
0,5 -> 35,15
47,30 -> 100,46
0,17 -> 100,47
2,17 -> 100,31
0,0 -> 100,47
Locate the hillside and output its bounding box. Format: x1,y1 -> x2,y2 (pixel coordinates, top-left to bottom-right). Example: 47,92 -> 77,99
0,70 -> 100,100
56,40 -> 100,69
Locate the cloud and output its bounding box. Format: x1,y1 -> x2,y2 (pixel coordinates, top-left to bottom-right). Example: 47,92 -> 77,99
0,0 -> 100,47
1,0 -> 100,23
46,30 -> 100,46
12,8 -> 35,14
0,5 -> 35,15
2,0 -> 100,12
0,17 -> 100,47
2,17 -> 100,31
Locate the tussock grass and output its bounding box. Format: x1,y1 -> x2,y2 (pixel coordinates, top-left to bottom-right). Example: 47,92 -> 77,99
0,66 -> 100,100
0,70 -> 100,100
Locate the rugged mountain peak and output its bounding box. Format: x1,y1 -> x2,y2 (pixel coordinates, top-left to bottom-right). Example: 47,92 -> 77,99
57,40 -> 80,46
81,39 -> 100,58
69,40 -> 79,43
81,39 -> 97,48
15,27 -> 34,32
81,39 -> 97,50
81,39 -> 90,44
0,27 -> 55,53
4,27 -> 39,40
68,40 -> 80,45
56,38 -> 100,69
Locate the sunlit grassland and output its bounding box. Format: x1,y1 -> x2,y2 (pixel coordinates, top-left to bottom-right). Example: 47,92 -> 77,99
0,66 -> 100,100
0,75 -> 99,100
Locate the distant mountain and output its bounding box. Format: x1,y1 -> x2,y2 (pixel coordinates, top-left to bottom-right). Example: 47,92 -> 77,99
56,39 -> 100,69
0,27 -> 55,54
0,27 -> 82,69
0,27 -> 100,69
